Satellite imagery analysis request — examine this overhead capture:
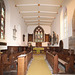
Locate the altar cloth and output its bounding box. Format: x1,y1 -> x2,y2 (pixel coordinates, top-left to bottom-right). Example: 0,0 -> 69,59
33,47 -> 44,53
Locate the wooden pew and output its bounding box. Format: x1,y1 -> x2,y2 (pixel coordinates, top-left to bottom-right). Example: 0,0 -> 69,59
18,51 -> 33,75
0,63 -> 3,75
46,51 -> 58,74
57,52 -> 74,73
1,54 -> 11,71
32,50 -> 37,53
0,46 -> 32,75
27,51 -> 33,66
17,54 -> 27,75
11,50 -> 27,60
40,50 -> 44,53
0,52 -> 3,75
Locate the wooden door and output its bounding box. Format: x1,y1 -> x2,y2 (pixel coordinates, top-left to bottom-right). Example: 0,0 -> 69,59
28,34 -> 33,42
45,34 -> 49,42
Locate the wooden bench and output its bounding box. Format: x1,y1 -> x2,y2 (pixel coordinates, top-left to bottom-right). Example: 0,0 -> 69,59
40,50 -> 44,53
46,51 -> 58,74
57,52 -> 74,73
27,51 -> 33,66
1,54 -> 11,71
32,50 -> 37,53
18,51 -> 33,75
18,54 -> 27,75
58,58 -> 69,73
0,63 -> 3,75
0,52 -> 3,75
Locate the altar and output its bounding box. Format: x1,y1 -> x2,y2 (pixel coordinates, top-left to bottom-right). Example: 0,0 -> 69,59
33,47 -> 44,53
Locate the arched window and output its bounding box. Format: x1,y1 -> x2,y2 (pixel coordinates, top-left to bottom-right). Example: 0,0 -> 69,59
34,26 -> 44,42
60,7 -> 68,39
63,7 -> 68,38
0,0 -> 5,39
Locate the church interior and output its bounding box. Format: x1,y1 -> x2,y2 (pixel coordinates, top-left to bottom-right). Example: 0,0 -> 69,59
0,0 -> 75,75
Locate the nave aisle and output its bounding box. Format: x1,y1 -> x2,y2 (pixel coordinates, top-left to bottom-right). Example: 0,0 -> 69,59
26,54 -> 52,75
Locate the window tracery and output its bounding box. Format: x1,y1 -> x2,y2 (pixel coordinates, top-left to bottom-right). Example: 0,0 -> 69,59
34,26 -> 44,42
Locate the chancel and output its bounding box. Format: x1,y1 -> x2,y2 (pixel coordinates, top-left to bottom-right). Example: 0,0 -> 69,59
0,0 -> 75,75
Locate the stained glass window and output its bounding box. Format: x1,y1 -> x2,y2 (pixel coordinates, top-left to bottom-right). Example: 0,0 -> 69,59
34,26 -> 44,42
1,8 -> 5,17
0,0 -> 5,39
1,18 -> 4,25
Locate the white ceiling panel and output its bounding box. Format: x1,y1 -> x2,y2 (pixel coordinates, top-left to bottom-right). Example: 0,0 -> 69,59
18,6 -> 38,11
40,0 -> 63,5
40,6 -> 59,11
14,0 -> 38,4
14,0 -> 64,26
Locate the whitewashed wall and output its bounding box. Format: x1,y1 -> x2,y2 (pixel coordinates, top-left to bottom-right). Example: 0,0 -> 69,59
51,0 -> 75,49
27,25 -> 51,46
27,25 -> 51,34
4,0 -> 27,46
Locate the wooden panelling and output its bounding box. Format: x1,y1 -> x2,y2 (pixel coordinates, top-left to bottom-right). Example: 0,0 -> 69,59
46,51 -> 58,74
45,34 -> 49,42
28,34 -> 33,42
0,52 -> 3,75
0,63 -> 3,75
36,42 -> 42,47
0,42 -> 7,45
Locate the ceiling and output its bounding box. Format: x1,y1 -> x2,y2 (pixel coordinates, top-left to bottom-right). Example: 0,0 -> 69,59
14,0 -> 63,26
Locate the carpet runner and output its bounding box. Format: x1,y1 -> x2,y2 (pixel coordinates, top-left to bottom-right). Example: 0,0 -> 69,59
26,54 -> 52,75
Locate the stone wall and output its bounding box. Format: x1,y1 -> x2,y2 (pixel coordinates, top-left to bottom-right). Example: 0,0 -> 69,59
69,36 -> 75,54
